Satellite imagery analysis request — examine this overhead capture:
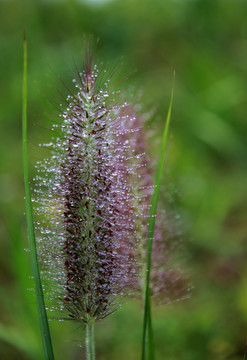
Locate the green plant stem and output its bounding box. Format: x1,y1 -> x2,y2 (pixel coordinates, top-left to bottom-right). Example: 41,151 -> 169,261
141,73 -> 175,360
86,322 -> 95,360
22,32 -> 55,360
147,304 -> 154,359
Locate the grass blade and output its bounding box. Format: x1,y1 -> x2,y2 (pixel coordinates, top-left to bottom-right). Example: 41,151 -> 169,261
141,73 -> 175,360
22,32 -> 55,360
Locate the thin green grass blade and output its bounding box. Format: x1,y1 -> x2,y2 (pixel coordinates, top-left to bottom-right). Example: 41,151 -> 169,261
141,74 -> 175,360
22,32 -> 55,360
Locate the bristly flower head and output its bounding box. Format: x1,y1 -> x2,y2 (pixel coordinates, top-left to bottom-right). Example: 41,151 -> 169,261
34,46 -> 144,323
34,43 -> 189,327
117,107 -> 190,305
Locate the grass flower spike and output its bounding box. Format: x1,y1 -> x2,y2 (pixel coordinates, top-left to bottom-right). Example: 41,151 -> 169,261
33,44 -> 188,360
118,106 -> 189,305
34,48 -> 143,358
35,55 -> 140,320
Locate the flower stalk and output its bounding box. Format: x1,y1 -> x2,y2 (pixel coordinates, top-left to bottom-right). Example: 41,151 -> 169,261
86,321 -> 95,360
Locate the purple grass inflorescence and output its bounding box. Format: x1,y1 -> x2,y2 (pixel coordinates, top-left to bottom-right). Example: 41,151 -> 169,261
34,51 -> 143,323
34,46 -> 188,327
118,106 -> 190,305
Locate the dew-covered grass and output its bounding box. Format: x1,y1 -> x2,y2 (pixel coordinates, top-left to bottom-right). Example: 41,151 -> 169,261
2,0 -> 247,359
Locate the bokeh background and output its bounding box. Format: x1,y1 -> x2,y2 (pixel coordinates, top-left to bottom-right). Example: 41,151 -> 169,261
1,0 -> 247,359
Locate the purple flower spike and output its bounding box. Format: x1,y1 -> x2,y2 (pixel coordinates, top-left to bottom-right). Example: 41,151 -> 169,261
116,105 -> 190,305
34,47 -> 189,329
34,53 -> 141,323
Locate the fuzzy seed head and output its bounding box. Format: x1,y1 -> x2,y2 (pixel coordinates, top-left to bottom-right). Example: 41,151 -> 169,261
34,49 -> 189,324
34,58 -> 144,322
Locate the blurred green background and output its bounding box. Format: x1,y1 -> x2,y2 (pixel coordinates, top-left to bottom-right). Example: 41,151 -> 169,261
1,0 -> 247,359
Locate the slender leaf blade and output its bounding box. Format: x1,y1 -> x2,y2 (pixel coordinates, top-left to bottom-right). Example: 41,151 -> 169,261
22,32 -> 55,360
141,74 -> 175,360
